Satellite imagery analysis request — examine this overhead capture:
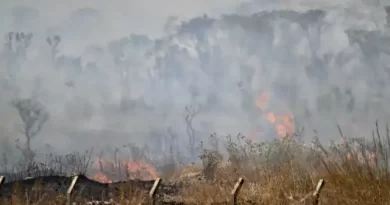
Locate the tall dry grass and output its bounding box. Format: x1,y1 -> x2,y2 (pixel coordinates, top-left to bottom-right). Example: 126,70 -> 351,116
175,122 -> 390,205
1,123 -> 390,204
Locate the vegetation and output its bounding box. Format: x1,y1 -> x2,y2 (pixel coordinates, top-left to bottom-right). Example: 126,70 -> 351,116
1,6 -> 390,205
0,122 -> 389,204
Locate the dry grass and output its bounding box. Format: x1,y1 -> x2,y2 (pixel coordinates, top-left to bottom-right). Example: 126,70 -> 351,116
2,124 -> 390,205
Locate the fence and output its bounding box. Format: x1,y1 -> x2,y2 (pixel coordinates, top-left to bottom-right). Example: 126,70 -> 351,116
0,175 -> 325,205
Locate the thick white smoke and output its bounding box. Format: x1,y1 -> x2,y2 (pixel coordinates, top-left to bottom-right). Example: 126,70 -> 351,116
0,0 -> 390,163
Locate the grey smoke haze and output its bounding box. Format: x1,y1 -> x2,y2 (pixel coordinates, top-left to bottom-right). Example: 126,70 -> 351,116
1,0 -> 390,164
0,0 -> 248,39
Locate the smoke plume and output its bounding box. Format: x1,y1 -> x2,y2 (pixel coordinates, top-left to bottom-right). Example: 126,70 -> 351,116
0,0 -> 390,164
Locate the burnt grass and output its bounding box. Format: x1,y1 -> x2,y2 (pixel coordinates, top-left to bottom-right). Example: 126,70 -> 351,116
0,175 -> 182,204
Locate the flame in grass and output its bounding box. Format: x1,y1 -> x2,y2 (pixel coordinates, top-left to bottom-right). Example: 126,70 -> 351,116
254,91 -> 378,165
94,172 -> 112,183
92,159 -> 158,183
256,91 -> 295,140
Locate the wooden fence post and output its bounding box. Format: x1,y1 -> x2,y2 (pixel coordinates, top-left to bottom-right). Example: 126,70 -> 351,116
231,177 -> 244,205
312,179 -> 325,205
67,175 -> 79,205
149,178 -> 162,205
0,176 -> 5,191
0,176 -> 4,185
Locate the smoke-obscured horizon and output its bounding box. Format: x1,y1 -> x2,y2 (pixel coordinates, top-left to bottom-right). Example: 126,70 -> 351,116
1,0 -> 390,164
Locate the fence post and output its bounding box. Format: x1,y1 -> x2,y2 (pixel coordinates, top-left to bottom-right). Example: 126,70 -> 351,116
67,175 -> 79,205
149,178 -> 162,205
0,176 -> 5,191
231,177 -> 244,205
312,179 -> 325,205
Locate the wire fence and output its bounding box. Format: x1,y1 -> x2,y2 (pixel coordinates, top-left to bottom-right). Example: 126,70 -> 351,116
0,175 -> 325,205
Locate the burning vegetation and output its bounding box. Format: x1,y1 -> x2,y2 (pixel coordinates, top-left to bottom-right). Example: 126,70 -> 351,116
92,159 -> 158,183
256,91 -> 295,140
1,3 -> 390,205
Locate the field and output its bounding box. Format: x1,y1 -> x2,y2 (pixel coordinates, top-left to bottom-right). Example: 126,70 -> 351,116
0,123 -> 389,205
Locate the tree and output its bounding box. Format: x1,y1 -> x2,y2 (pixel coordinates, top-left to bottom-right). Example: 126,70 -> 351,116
4,32 -> 33,80
12,98 -> 49,161
385,6 -> 390,27
46,35 -> 61,68
185,105 -> 202,157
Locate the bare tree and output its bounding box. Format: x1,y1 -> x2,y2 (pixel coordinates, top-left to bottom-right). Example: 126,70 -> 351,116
386,6 -> 390,27
4,32 -> 33,61
46,35 -> 61,68
185,105 -> 201,157
3,32 -> 33,86
12,98 -> 49,162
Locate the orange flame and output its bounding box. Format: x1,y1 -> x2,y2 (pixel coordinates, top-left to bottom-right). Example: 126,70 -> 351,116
92,159 -> 158,183
93,172 -> 113,183
256,91 -> 295,140
256,91 -> 271,110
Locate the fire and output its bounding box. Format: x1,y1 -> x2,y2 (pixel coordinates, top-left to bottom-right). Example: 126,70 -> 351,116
91,159 -> 158,183
125,160 -> 159,179
94,172 -> 112,183
256,91 -> 295,140
256,91 -> 271,110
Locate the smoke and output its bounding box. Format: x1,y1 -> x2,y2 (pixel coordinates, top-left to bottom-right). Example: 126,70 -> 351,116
0,0 -> 248,38
1,0 -> 390,163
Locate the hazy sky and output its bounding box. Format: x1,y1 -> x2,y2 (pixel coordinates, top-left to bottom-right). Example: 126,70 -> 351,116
0,0 -> 250,37
0,0 -> 386,41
